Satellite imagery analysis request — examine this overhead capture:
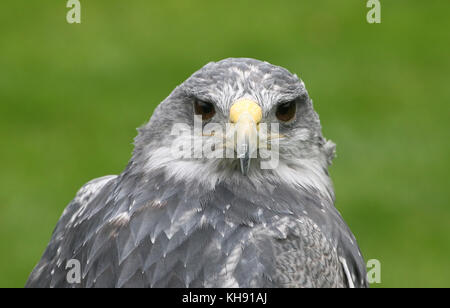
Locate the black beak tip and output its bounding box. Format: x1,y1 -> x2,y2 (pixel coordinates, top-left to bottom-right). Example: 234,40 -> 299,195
240,157 -> 251,176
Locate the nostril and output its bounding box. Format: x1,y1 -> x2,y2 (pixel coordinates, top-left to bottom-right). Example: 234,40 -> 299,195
229,98 -> 262,124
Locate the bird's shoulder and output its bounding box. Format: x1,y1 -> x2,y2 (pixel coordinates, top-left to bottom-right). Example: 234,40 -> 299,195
59,175 -> 118,223
25,175 -> 118,288
249,215 -> 345,288
73,176 -> 118,207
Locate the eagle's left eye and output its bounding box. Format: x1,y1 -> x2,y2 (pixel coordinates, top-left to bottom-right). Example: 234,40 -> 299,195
276,100 -> 297,122
194,99 -> 216,121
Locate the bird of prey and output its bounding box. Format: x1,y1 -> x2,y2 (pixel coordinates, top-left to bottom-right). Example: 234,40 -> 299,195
26,58 -> 368,288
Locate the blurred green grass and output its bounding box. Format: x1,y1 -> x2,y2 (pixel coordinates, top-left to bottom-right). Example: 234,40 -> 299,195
0,0 -> 449,287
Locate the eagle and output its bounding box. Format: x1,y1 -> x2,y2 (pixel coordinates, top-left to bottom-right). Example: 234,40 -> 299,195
26,58 -> 368,288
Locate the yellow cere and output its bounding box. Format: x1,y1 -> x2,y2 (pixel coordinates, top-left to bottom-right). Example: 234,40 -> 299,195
229,99 -> 262,124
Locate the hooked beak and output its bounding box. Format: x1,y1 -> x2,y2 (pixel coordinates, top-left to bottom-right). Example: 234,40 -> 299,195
229,99 -> 262,176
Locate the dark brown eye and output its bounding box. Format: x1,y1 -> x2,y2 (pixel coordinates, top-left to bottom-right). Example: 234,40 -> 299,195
194,99 -> 216,121
276,100 -> 297,122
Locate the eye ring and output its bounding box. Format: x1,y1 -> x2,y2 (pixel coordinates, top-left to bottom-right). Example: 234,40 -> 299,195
194,99 -> 216,121
276,100 -> 297,122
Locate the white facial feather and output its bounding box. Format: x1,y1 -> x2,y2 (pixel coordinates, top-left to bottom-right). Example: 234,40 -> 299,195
142,133 -> 334,202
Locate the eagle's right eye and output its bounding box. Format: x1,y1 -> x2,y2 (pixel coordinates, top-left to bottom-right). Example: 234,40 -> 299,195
276,100 -> 297,122
194,99 -> 216,121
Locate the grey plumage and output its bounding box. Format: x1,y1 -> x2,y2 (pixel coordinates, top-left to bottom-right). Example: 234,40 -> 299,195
26,58 -> 368,288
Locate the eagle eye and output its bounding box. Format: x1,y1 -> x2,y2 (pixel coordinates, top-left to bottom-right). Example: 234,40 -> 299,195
276,100 -> 297,122
194,99 -> 216,121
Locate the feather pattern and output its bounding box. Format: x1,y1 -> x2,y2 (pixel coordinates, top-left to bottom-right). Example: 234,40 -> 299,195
26,167 -> 367,288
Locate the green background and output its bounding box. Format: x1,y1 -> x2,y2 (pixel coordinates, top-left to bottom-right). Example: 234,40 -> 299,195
0,0 -> 448,288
